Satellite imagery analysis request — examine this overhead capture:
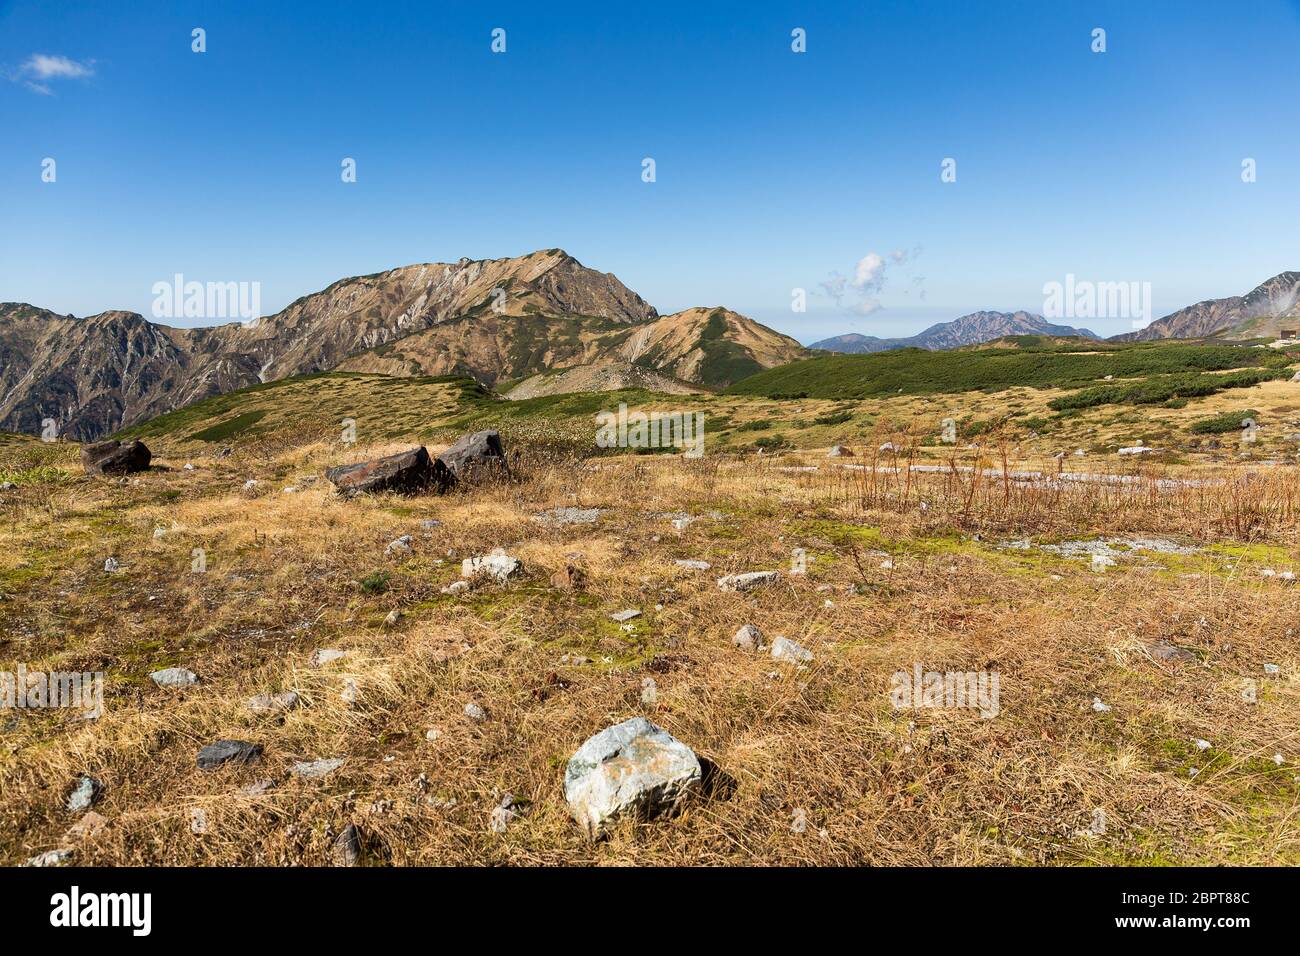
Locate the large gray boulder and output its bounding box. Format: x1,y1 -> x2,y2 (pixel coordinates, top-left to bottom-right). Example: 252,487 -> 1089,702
437,430 -> 508,482
325,446 -> 453,496
564,716 -> 702,838
81,439 -> 151,476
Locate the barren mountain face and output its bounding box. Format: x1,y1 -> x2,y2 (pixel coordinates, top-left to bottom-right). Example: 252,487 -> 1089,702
0,250 -> 662,440
1118,272 -> 1300,342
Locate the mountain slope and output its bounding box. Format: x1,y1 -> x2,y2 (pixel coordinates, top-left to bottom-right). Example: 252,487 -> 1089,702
811,311 -> 1098,353
1114,272 -> 1300,342
337,306 -> 808,390
0,250 -> 659,440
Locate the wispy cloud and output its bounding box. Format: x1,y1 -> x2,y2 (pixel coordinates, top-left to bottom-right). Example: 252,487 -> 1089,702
817,245 -> 925,317
10,53 -> 95,95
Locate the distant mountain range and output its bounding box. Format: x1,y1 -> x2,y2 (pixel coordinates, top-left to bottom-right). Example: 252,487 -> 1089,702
810,311 -> 1100,353
0,250 -> 805,441
811,272 -> 1300,354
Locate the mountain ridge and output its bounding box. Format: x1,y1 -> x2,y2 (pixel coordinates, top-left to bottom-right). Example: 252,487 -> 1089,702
810,310 -> 1100,353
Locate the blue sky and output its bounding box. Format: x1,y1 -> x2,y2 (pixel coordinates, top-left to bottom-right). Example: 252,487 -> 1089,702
2,0 -> 1298,342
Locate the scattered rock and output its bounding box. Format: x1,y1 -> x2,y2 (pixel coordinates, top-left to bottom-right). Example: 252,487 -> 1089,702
1148,641 -> 1196,663
190,807 -> 208,834
385,535 -> 413,555
437,429 -> 508,482
81,439 -> 151,476
340,679 -> 359,707
67,775 -> 102,813
550,562 -> 586,590
311,648 -> 346,667
66,811 -> 108,840
717,570 -> 780,592
770,635 -> 813,663
640,677 -> 658,707
150,667 -> 198,688
333,823 -> 361,865
241,779 -> 276,796
610,609 -> 641,623
248,691 -> 299,714
1264,663 -> 1281,676
462,548 -> 521,583
103,557 -> 120,573
489,795 -> 518,834
535,507 -> 601,526
197,739 -> 262,770
563,716 -> 702,838
421,518 -> 442,530
292,758 -> 344,779
24,848 -> 75,867
464,702 -> 487,722
674,559 -> 710,571
827,445 -> 853,458
326,446 -> 453,497
1091,697 -> 1112,713
732,624 -> 765,651
441,580 -> 470,595
1118,446 -> 1157,456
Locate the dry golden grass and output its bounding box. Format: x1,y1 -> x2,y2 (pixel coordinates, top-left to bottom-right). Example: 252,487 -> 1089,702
2,430 -> 1299,867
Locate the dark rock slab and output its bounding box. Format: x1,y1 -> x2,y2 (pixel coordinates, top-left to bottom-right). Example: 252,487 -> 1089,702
197,739 -> 263,770
81,440 -> 151,476
325,446 -> 452,496
437,430 -> 508,482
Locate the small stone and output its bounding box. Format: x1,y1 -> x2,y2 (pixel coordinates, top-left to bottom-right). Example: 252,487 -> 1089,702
386,535 -> 413,555
770,635 -> 813,663
1194,738 -> 1211,751
489,795 -> 517,834
550,563 -> 586,590
827,445 -> 853,458
717,570 -> 780,592
610,609 -> 641,623
249,691 -> 300,714
674,559 -> 711,570
425,728 -> 442,742
103,557 -> 120,573
464,702 -> 487,722
67,775 -> 102,813
461,548 -> 521,583
150,667 -> 198,688
441,580 -> 470,595
190,807 -> 208,834
1264,663 -> 1281,676
24,848 -> 75,867
341,679 -> 358,706
197,739 -> 262,770
383,609 -> 402,627
1091,697 -> 1111,713
333,823 -> 361,865
292,758 -> 344,779
311,648 -> 346,667
183,463 -> 194,471
535,507 -> 602,526
66,811 -> 108,840
242,779 -> 276,796
243,479 -> 258,490
421,518 -> 442,530
640,677 -> 658,707
1148,641 -> 1196,663
152,527 -> 167,539
732,624 -> 765,651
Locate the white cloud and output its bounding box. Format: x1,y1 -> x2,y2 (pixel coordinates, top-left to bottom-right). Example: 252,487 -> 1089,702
12,53 -> 95,94
852,252 -> 886,292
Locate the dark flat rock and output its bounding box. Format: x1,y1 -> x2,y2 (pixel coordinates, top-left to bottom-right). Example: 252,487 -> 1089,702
81,439 -> 151,476
197,739 -> 263,770
325,446 -> 452,496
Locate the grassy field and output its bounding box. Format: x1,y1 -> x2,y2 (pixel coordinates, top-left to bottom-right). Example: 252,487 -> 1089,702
3,349 -> 1300,866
